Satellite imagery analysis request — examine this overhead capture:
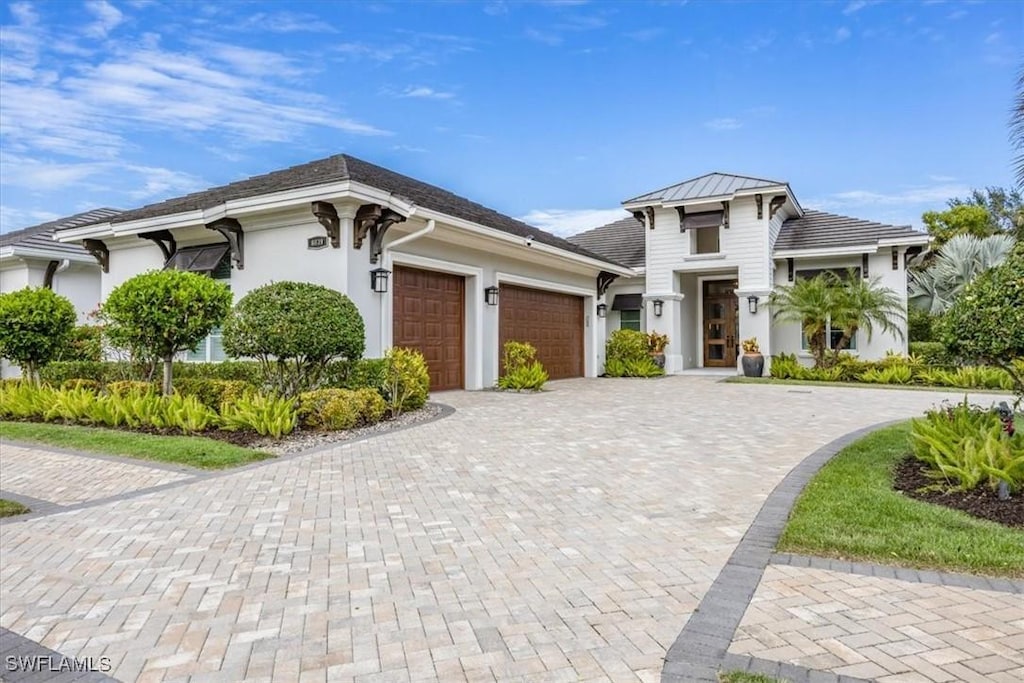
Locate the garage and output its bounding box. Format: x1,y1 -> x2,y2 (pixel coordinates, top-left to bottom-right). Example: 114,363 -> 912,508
393,265 -> 465,391
499,284 -> 584,380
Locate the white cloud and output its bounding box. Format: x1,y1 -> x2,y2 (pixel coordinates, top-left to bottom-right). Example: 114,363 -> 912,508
525,28 -> 563,46
401,86 -> 456,100
392,144 -> 428,153
804,182 -> 972,227
519,208 -> 630,236
0,206 -> 62,233
237,11 -> 339,33
704,118 -> 742,131
843,1 -> 868,15
84,0 -> 124,39
835,27 -> 851,43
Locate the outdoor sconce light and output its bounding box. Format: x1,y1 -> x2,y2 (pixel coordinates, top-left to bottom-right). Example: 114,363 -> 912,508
596,303 -> 607,318
652,299 -> 664,317
484,286 -> 499,306
370,267 -> 391,294
747,295 -> 759,315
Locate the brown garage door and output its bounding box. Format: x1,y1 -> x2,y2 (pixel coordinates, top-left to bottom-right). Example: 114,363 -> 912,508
499,285 -> 584,380
393,266 -> 464,391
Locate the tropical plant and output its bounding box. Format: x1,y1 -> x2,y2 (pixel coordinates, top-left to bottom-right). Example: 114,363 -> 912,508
54,325 -> 104,363
0,287 -> 77,384
100,270 -> 232,395
223,282 -> 365,396
497,341 -> 548,391
606,329 -> 650,366
1013,66 -> 1024,190
741,338 -> 760,354
646,331 -> 669,354
382,347 -> 430,417
858,366 -> 913,385
220,393 -> 297,438
298,388 -> 362,430
908,233 -> 1015,314
173,379 -> 255,410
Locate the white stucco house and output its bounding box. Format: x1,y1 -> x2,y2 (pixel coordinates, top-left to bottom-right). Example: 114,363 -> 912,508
1,209 -> 118,378
569,172 -> 930,373
45,158 -> 928,387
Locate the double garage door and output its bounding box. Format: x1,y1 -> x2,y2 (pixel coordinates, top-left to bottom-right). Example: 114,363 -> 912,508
392,266 -> 584,390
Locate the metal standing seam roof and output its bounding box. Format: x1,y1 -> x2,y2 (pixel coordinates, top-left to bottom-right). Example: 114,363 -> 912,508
70,154 -> 625,268
774,209 -> 929,252
566,214 -> 645,268
0,208 -> 122,258
623,172 -> 787,205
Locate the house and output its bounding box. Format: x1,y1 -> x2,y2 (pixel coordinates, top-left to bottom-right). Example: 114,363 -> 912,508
568,172 -> 930,373
55,155 -> 633,389
1,209 -> 120,377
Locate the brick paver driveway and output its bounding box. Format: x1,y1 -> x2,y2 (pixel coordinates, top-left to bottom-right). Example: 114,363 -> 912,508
0,378 -> 1009,682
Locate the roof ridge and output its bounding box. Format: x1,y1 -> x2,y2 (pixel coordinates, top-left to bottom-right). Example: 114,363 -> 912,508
2,208 -> 122,243
623,171 -> 787,204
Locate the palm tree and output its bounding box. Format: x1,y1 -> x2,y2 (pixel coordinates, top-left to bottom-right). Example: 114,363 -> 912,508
908,233 -> 1015,314
1012,66 -> 1023,189
770,269 -> 905,369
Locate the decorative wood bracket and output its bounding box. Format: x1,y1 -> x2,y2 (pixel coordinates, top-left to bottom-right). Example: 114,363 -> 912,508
632,207 -> 655,230
645,207 -> 654,230
44,260 -> 60,289
139,229 -> 177,262
82,239 -> 109,273
892,247 -> 899,271
722,201 -> 730,229
787,257 -> 794,282
754,193 -> 763,220
675,206 -> 686,232
369,209 -> 407,264
311,201 -> 341,249
861,253 -> 870,279
597,271 -> 618,298
769,195 -> 787,220
206,218 -> 244,270
353,204 -> 382,250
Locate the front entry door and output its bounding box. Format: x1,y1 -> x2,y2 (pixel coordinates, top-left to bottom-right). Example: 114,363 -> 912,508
703,280 -> 739,367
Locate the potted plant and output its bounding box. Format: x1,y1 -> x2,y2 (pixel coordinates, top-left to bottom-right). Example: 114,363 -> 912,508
647,331 -> 669,369
741,337 -> 764,377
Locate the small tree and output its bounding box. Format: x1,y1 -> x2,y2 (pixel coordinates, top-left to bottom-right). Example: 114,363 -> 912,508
0,287 -> 76,384
100,270 -> 232,395
940,243 -> 1024,401
223,281 -> 365,396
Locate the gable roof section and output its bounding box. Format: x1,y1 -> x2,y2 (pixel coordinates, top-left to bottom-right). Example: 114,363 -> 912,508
87,154 -> 621,267
624,172 -> 786,205
775,209 -> 928,252
1,208 -> 121,258
566,215 -> 645,268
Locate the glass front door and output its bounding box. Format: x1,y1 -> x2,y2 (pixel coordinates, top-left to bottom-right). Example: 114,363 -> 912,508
703,280 -> 739,367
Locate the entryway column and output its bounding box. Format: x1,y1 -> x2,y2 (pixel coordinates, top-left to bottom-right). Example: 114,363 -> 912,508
643,292 -> 685,373
736,288 -> 772,375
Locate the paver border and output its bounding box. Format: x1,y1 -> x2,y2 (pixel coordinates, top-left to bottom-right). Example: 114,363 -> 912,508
0,626 -> 118,682
0,489 -> 65,518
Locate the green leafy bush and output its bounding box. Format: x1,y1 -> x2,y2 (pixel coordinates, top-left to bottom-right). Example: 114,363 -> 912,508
298,389 -> 360,430
497,341 -> 548,391
0,382 -> 56,419
354,387 -> 387,424
317,358 -> 388,391
174,379 -> 255,410
55,325 -> 104,363
220,393 -> 296,438
106,381 -> 156,396
604,356 -> 663,378
606,329 -> 649,365
44,387 -> 100,423
911,399 -> 1024,493
61,379 -> 101,392
40,361 -> 116,386
949,366 -> 1014,390
859,365 -> 913,384
907,306 -> 937,342
908,342 -> 950,366
223,282 -> 365,396
383,347 -> 430,417
769,353 -> 802,379
163,393 -> 219,432
175,361 -> 262,384
0,287 -> 77,383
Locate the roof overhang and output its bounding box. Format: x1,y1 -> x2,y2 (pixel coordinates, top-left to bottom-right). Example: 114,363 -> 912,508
773,244 -> 881,259
56,179 -> 633,277
623,183 -> 804,216
0,245 -> 95,264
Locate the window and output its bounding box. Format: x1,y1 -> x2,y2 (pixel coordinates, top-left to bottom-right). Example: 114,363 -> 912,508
801,321 -> 857,351
619,309 -> 641,331
183,250 -> 230,362
693,226 -> 720,254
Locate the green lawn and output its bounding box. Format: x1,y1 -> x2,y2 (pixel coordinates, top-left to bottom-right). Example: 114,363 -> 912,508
726,376 -> 1012,394
719,672 -> 784,683
779,422 -> 1024,578
0,499 -> 30,517
0,422 -> 274,470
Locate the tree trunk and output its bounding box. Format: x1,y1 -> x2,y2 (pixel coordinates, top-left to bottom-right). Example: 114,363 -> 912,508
162,355 -> 173,396
26,361 -> 38,386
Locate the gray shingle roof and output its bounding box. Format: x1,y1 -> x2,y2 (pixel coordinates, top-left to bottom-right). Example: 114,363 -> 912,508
624,172 -> 785,205
775,209 -> 928,252
1,208 -> 121,257
566,215 -> 645,268
86,154 -> 621,267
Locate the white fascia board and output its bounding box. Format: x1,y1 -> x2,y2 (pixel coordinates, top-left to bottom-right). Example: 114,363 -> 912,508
623,183 -> 802,214
878,234 -> 930,247
413,206 -> 634,276
56,221 -> 116,242
9,247 -> 95,263
773,244 -> 880,259
0,247 -> 14,260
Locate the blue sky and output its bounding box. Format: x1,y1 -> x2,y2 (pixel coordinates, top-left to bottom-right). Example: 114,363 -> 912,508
0,0 -> 1020,235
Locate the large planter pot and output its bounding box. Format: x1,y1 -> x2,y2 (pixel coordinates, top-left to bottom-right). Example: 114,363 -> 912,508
741,353 -> 764,377
650,352 -> 666,369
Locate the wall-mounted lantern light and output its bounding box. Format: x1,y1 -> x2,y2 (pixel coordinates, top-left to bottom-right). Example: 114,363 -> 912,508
484,286 -> 499,306
370,267 -> 391,294
747,295 -> 759,315
596,303 -> 607,318
652,299 -> 664,317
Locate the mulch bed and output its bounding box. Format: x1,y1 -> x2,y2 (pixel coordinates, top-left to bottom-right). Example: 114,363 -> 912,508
893,455 -> 1024,528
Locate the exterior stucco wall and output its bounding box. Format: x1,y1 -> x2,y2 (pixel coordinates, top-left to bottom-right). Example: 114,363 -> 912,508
52,264 -> 101,322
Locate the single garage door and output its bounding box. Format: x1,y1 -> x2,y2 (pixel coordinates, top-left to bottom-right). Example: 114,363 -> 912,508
393,266 -> 464,391
499,284 -> 584,379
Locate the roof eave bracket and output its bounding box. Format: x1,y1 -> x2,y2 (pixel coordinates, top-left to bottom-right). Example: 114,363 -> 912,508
369,209 -> 407,264
139,229 -> 177,262
43,260 -> 60,289
769,195 -> 787,220
82,239 -> 109,273
353,204 -> 381,250
206,218 -> 244,270
597,271 -> 619,298
312,201 -> 341,249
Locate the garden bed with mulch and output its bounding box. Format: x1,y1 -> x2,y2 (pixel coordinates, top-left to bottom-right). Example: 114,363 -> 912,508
894,456 -> 1024,528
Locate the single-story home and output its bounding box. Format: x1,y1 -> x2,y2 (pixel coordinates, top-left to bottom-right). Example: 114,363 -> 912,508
569,172 -> 930,373
1,209 -> 119,378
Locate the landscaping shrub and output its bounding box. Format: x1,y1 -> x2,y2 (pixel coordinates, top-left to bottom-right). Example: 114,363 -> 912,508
907,307 -> 937,342
908,342 -> 950,366
604,329 -> 664,377
106,381 -> 156,396
41,361 -> 123,386
604,356 -> 663,378
497,341 -> 548,391
174,361 -> 263,384
44,387 -> 99,423
296,388 -> 386,430
55,325 -> 104,363
910,399 -> 1024,493
174,379 -> 255,410
0,287 -> 77,383
354,387 -> 387,424
100,270 -> 232,395
60,379 -> 101,392
318,358 -> 388,392
859,365 -> 913,384
163,394 -> 219,433
220,393 -> 296,438
223,282 -> 365,396
383,347 -> 430,417
0,382 -> 57,419
769,352 -> 802,379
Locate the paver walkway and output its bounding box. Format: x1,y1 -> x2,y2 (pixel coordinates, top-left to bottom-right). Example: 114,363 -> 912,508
0,378 -> 1018,682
